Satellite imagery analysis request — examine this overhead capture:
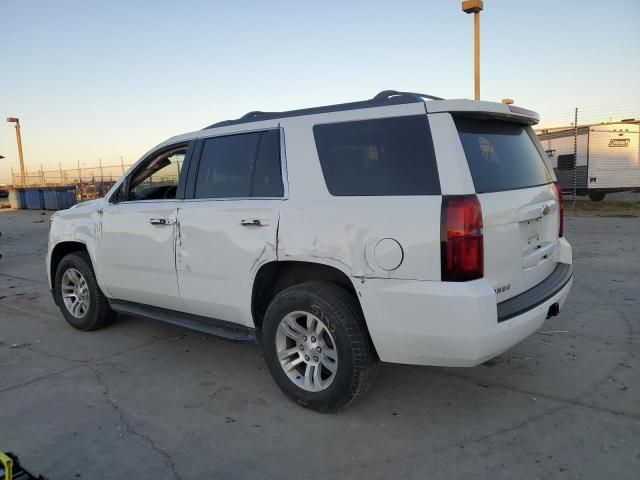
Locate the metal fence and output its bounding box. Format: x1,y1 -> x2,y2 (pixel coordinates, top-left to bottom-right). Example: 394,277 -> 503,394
10,161 -> 132,201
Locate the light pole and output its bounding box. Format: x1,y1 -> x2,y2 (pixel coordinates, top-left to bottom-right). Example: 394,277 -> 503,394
462,0 -> 484,100
6,117 -> 27,187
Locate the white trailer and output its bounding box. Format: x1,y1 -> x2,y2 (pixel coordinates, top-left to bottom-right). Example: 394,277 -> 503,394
537,122 -> 640,201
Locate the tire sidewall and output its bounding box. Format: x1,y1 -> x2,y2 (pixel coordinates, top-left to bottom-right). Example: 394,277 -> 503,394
262,288 -> 357,411
54,253 -> 101,330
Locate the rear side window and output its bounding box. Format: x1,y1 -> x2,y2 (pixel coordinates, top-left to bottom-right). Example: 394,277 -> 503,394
313,115 -> 440,196
454,117 -> 553,193
195,130 -> 283,198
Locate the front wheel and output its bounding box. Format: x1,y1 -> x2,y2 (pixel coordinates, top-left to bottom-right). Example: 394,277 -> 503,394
54,251 -> 115,331
589,191 -> 606,202
261,281 -> 378,412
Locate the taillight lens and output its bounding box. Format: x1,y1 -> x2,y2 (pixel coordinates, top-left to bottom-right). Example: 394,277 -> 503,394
441,195 -> 484,281
554,181 -> 564,237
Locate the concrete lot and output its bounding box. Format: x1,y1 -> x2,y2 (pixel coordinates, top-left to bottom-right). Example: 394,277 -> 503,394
1,209 -> 638,480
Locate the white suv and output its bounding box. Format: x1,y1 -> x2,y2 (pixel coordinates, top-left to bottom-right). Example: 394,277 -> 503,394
47,91 -> 573,412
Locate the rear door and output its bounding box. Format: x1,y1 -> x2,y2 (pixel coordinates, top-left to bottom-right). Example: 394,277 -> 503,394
176,129 -> 283,327
453,116 -> 560,301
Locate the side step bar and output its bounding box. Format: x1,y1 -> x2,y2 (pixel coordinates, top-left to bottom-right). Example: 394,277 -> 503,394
109,300 -> 256,343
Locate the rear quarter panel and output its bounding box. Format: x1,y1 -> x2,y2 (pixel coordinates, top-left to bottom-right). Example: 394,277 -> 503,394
277,104 -> 442,281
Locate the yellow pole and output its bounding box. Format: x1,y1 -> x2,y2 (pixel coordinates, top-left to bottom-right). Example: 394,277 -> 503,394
14,120 -> 27,187
462,1 -> 483,101
474,10 -> 480,100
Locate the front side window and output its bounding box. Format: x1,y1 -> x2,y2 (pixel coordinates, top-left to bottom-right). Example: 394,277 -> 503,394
194,130 -> 283,199
126,147 -> 187,201
313,115 -> 440,196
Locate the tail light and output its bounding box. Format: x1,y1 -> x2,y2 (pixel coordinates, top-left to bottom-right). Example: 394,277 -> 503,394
441,195 -> 484,281
554,181 -> 564,237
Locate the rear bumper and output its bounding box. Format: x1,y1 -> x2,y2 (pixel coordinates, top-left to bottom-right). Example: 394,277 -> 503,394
498,263 -> 573,322
357,263 -> 574,367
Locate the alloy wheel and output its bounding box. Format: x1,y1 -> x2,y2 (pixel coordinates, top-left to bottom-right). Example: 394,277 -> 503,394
60,267 -> 90,318
275,310 -> 338,392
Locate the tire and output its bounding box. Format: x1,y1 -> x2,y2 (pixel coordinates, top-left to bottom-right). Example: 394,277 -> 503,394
589,192 -> 606,202
261,281 -> 378,412
54,251 -> 115,331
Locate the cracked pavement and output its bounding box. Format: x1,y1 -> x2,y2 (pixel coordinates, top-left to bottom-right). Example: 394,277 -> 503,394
0,209 -> 639,479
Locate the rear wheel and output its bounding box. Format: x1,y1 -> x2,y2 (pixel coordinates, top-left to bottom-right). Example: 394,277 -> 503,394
589,191 -> 606,202
262,281 -> 378,412
54,252 -> 115,331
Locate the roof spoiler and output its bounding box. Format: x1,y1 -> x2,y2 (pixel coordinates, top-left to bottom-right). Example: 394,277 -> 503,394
427,99 -> 539,125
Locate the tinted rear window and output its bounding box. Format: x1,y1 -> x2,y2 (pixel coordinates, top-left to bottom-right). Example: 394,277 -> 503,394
455,117 -> 552,193
313,115 -> 440,196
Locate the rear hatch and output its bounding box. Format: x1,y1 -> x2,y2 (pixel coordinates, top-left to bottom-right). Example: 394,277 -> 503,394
454,115 -> 561,302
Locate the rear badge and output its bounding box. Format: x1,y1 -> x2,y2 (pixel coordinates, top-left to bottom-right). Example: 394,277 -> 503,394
542,203 -> 551,216
495,284 -> 511,295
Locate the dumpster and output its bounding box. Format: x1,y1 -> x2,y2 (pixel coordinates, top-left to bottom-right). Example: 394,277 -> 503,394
8,188 -> 27,209
66,189 -> 78,208
25,188 -> 45,209
43,187 -> 77,210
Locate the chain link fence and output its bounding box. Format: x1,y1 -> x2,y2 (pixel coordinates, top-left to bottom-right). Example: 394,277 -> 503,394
536,102 -> 640,203
10,161 -> 132,201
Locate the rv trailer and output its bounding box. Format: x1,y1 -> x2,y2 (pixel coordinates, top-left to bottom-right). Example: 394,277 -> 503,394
537,121 -> 640,201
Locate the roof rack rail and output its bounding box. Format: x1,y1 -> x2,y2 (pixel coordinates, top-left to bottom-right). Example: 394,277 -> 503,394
373,90 -> 444,101
240,110 -> 275,121
203,90 -> 444,129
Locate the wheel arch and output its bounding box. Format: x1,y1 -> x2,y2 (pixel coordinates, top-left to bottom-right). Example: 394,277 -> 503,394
251,260 -> 360,330
49,241 -> 90,290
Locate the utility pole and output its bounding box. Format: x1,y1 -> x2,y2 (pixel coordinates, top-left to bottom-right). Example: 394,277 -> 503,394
6,117 -> 27,186
78,161 -> 83,201
462,0 -> 484,100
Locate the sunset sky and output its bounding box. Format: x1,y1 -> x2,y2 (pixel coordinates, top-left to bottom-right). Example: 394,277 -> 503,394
1,0 -> 639,184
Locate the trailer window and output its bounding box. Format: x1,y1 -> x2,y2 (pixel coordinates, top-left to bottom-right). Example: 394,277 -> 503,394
557,154 -> 576,171
454,117 -> 553,193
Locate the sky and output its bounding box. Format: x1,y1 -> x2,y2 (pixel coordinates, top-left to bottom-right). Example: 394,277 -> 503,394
1,0 -> 639,184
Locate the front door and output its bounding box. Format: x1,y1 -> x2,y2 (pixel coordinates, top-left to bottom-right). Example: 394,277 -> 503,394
177,129 -> 283,326
97,144 -> 190,310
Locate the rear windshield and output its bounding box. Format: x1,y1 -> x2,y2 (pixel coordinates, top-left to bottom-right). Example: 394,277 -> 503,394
454,117 -> 553,193
313,115 -> 440,196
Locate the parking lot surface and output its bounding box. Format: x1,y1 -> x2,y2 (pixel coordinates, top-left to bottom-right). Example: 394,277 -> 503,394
1,209 -> 638,479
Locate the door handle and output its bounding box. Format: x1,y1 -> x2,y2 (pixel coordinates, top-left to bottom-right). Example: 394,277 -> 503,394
241,218 -> 269,227
149,218 -> 173,226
